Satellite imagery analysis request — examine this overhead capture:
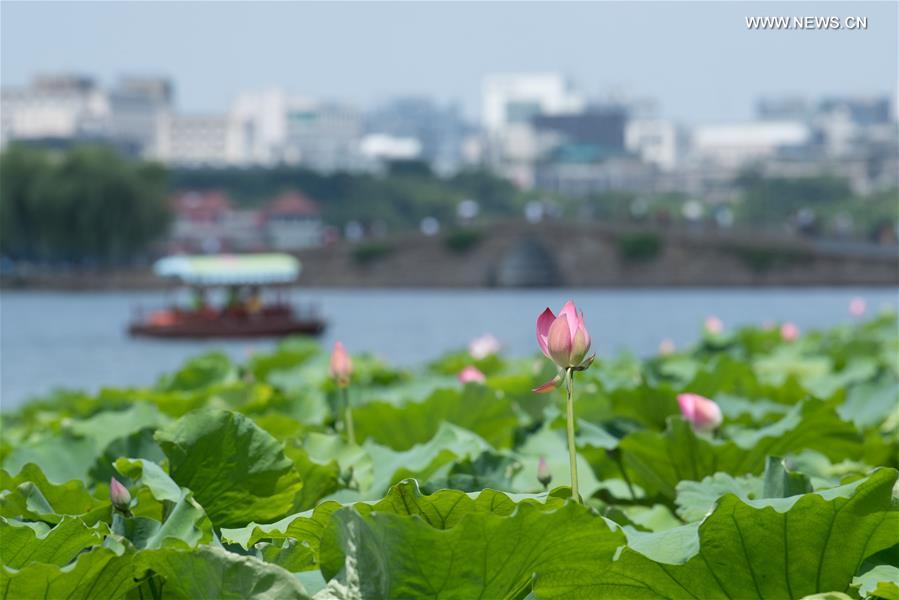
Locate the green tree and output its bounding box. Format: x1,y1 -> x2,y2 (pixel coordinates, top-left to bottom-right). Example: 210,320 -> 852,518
0,145 -> 171,264
735,172 -> 852,226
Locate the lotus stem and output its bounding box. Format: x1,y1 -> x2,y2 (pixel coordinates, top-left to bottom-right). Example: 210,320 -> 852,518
565,368 -> 580,503
342,386 -> 356,445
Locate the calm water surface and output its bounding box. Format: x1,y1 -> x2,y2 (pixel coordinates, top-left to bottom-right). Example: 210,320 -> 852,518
1,287 -> 896,409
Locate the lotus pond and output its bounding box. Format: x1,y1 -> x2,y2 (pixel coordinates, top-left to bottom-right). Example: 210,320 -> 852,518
1,311 -> 898,599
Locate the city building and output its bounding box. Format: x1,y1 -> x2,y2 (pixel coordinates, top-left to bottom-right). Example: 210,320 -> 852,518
229,89 -> 365,171
1,74 -> 109,147
482,74 -> 583,133
230,88 -> 290,165
359,134 -> 422,162
283,98 -> 363,172
687,121 -> 812,169
153,114 -> 239,167
107,76 -> 173,157
365,97 -> 471,174
625,119 -> 683,172
481,73 -> 584,187
535,155 -> 658,197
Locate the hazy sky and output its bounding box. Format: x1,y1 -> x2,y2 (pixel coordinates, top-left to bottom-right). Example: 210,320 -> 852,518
2,1 -> 896,123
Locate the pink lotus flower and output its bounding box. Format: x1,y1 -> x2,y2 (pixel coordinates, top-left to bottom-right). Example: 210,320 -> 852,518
659,338 -> 676,356
677,393 -> 723,431
780,322 -> 799,342
533,300 -> 594,392
537,456 -> 552,488
849,297 -> 866,317
329,341 -> 353,387
109,477 -> 132,512
704,315 -> 724,335
469,334 -> 501,360
458,365 -> 486,384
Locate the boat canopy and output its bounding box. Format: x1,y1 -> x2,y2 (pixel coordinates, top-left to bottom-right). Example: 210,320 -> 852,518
153,254 -> 301,286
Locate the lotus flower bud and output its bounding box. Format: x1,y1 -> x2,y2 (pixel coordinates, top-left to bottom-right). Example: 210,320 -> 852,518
469,334 -> 501,360
849,297 -> 866,317
109,477 -> 132,513
659,338 -> 676,356
458,365 -> 486,384
329,341 -> 353,387
677,393 -> 723,431
537,300 -> 593,369
537,456 -> 552,488
780,322 -> 799,342
704,315 -> 724,335
533,300 -> 595,392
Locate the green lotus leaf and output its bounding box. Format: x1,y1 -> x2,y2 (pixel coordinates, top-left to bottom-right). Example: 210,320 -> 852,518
565,469 -> 899,599
154,409 -> 303,528
134,544 -> 310,599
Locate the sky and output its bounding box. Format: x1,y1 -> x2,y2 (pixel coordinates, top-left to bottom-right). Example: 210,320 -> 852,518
2,1 -> 896,124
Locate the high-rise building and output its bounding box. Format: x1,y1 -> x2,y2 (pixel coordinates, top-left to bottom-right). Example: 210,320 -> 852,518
230,89 -> 290,165
481,74 -> 584,187
482,74 -> 583,133
365,97 -> 471,174
107,76 -> 173,157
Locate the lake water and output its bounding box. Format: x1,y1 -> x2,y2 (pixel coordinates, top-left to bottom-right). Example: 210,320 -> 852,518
1,287 -> 896,409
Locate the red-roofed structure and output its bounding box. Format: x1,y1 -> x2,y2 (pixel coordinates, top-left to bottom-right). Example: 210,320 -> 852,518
167,189 -> 323,253
172,191 -> 232,224
266,191 -> 321,218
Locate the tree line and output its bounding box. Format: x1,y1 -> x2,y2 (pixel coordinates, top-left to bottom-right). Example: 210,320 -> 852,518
0,145 -> 170,264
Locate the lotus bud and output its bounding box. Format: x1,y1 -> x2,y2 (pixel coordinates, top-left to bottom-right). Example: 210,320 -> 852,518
677,393 -> 723,431
659,338 -> 676,356
780,322 -> 799,342
469,334 -> 501,360
537,456 -> 552,489
849,297 -> 866,317
329,341 -> 353,387
458,365 -> 486,384
704,315 -> 724,335
533,300 -> 594,392
109,477 -> 132,513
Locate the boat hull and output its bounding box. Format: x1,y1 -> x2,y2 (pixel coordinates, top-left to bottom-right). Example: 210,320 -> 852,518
129,318 -> 325,339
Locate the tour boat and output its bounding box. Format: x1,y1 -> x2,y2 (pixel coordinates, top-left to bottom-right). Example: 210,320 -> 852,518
128,254 -> 326,339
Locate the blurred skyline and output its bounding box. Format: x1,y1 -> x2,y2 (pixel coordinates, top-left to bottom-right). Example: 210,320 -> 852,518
2,1 -> 896,123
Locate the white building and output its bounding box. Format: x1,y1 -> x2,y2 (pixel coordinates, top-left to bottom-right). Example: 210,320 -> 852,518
359,134 -> 422,162
688,121 -> 812,169
482,74 -> 583,133
0,75 -> 109,146
153,114 -> 241,166
625,119 -> 682,172
229,89 -> 365,171
230,89 -> 290,165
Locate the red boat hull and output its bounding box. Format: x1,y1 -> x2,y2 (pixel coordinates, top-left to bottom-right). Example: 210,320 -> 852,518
129,318 -> 325,339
